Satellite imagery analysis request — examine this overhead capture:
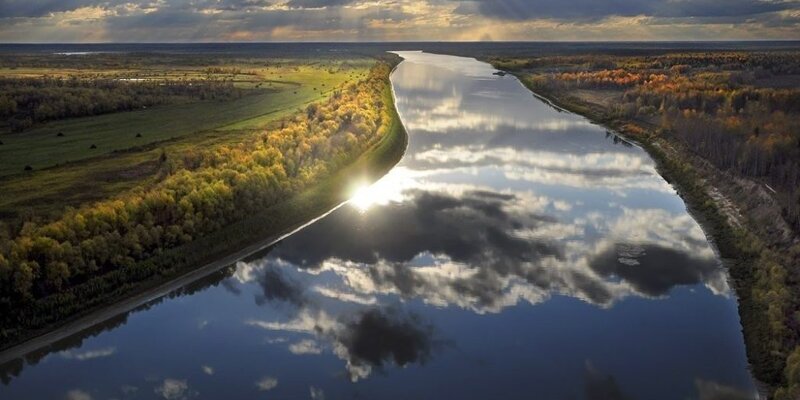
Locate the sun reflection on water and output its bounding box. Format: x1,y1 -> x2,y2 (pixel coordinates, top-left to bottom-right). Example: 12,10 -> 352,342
347,167 -> 415,212
349,184 -> 380,212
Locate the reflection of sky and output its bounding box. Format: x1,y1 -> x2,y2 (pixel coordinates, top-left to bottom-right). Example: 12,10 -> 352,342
323,50 -> 728,313
0,52 -> 757,400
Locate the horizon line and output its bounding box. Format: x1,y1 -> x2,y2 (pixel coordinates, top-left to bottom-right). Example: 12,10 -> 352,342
2,39 -> 800,45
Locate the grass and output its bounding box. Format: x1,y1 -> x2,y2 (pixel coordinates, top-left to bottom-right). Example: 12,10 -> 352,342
0,58 -> 373,219
0,80 -> 408,350
0,53 -> 406,347
0,62 -> 372,177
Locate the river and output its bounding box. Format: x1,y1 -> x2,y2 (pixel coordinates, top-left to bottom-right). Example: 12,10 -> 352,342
0,52 -> 757,399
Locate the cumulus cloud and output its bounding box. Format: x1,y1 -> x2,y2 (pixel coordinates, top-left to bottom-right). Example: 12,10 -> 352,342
255,376 -> 279,391
251,183 -> 724,312
288,339 -> 324,354
154,379 -> 190,400
338,308 -> 435,370
269,189 -> 562,270
0,0 -> 797,41
453,0 -> 796,21
228,49 -> 731,321
285,0 -> 357,9
309,386 -> 325,400
0,0 -> 113,18
59,347 -> 116,361
254,263 -> 307,306
312,286 -> 379,305
247,307 -> 439,381
121,385 -> 139,396
65,389 -> 92,400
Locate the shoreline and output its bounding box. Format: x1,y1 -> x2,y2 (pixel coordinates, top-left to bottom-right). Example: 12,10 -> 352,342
0,76 -> 409,364
498,66 -> 790,394
0,202 -> 343,366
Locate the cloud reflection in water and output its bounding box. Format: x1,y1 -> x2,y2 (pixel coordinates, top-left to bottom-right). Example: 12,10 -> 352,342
0,50 -> 756,400
233,52 -> 733,384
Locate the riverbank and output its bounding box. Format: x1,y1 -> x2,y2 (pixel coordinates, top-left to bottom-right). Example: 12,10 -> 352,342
0,73 -> 408,356
499,66 -> 799,397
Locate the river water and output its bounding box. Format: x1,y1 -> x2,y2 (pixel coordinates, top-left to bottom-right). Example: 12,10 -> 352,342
0,52 -> 756,399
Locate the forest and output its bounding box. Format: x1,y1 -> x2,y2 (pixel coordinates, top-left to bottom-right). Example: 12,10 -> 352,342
0,55 -> 403,347
491,50 -> 800,399
0,77 -> 243,132
494,52 -> 800,230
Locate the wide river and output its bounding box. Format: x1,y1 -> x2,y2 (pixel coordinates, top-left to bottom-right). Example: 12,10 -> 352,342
1,52 -> 757,399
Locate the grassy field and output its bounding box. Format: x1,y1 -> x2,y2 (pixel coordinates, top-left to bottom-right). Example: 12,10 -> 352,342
0,62 -> 371,177
0,57 -> 408,351
0,57 -> 373,220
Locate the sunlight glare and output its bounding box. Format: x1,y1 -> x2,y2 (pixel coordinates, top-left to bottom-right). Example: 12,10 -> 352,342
347,167 -> 415,212
349,184 -> 379,212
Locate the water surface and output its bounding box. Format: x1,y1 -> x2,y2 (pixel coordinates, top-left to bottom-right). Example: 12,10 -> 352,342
0,52 -> 756,400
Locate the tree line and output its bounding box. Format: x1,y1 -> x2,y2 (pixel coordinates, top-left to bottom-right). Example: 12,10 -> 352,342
0,62 -> 396,333
0,77 -> 243,131
493,50 -> 800,398
502,52 -> 800,230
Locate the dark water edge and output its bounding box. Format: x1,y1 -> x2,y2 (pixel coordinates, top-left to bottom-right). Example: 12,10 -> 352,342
0,68 -> 406,352
506,74 -> 782,396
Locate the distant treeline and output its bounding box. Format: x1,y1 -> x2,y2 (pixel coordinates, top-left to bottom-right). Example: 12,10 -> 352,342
0,62 -> 397,341
497,52 -> 800,230
0,77 -> 244,131
493,50 -> 800,399
499,52 -> 800,74
0,51 -> 373,70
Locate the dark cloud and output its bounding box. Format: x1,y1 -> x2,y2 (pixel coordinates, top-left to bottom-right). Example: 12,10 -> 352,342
211,0 -> 274,11
0,0 -> 407,37
285,0 -> 357,9
254,263 -> 307,306
221,278 -> 243,296
454,0 -> 797,21
107,8 -> 210,30
90,1 -> 412,41
0,0 -> 111,18
453,0 -> 650,21
588,244 -> 721,297
0,0 -> 272,18
270,189 -> 569,309
268,185 -> 725,309
2,0 -> 796,21
338,308 -> 436,369
568,270 -> 615,305
584,362 -> 631,400
367,262 -> 427,297
760,13 -> 800,27
655,0 -> 793,18
1,0 -> 797,40
272,189 -> 561,268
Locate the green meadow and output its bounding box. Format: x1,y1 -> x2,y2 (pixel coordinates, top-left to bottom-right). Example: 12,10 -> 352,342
0,57 -> 373,219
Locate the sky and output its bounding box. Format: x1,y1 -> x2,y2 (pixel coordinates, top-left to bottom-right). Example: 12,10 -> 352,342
0,0 -> 799,42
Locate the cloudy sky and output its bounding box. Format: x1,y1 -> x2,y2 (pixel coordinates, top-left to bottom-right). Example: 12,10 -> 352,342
1,0 -> 799,42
